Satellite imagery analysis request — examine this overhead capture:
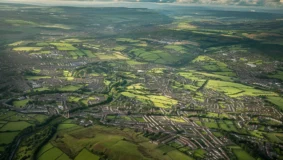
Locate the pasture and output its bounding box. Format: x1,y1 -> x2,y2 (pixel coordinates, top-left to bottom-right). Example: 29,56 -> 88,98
193,149 -> 206,158
37,124 -> 189,160
192,55 -> 231,72
50,43 -> 78,51
206,80 -> 277,97
33,87 -> 50,92
13,47 -> 42,52
58,85 -> 83,92
134,117 -> 145,122
33,114 -> 48,123
38,147 -> 69,160
75,149 -> 99,160
57,124 -> 80,131
164,45 -> 186,53
0,132 -> 19,144
264,133 -> 283,143
232,148 -> 255,160
204,122 -> 219,129
25,76 -> 51,80
129,48 -> 179,64
96,52 -> 128,60
121,91 -> 178,109
268,71 -> 283,81
267,97 -> 283,110
0,121 -> 32,131
194,71 -> 234,81
167,150 -> 194,160
170,117 -> 185,123
13,99 -> 29,108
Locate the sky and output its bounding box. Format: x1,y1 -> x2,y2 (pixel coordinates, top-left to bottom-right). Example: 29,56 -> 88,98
0,0 -> 282,7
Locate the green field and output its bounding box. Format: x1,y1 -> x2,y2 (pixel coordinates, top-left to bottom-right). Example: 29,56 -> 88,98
170,117 -> 185,123
50,43 -> 78,51
218,122 -> 238,132
193,149 -> 206,158
113,46 -> 127,51
116,38 -> 140,43
268,71 -> 283,81
13,47 -> 42,52
267,97 -> 283,110
134,117 -> 145,122
5,19 -> 37,26
129,48 -> 179,64
206,80 -> 277,97
96,52 -> 128,60
82,50 -> 96,58
126,60 -> 146,65
25,76 -> 51,80
37,143 -> 54,158
38,147 -> 69,160
206,112 -> 229,119
164,45 -> 186,53
264,133 -> 283,143
204,122 -> 219,129
57,124 -> 80,131
33,87 -> 50,92
249,130 -> 264,139
8,40 -> 30,46
121,91 -> 178,108
120,115 -> 132,121
75,149 -> 99,160
193,55 -> 230,72
178,71 -> 206,86
68,50 -> 86,59
37,124 -> 187,160
58,85 -> 83,92
29,51 -> 51,55
36,42 -> 49,46
232,149 -> 255,160
194,71 -> 234,81
212,132 -> 223,138
13,99 -> 29,107
0,132 -> 19,144
33,115 -> 49,123
167,150 -> 194,160
0,121 -> 32,131
68,96 -> 81,102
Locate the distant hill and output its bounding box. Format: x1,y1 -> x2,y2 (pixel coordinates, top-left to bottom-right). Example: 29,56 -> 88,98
56,0 -> 283,7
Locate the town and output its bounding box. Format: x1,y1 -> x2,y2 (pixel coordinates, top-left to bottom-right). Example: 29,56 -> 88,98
0,2 -> 283,160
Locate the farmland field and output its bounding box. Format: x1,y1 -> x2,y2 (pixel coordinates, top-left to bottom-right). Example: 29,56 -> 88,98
267,97 -> 283,110
57,123 -> 80,131
232,149 -> 255,160
38,147 -> 69,160
0,132 -> 19,144
206,80 -> 277,97
50,43 -> 78,51
35,124 -> 190,160
121,91 -> 178,108
13,99 -> 29,107
37,143 -> 54,158
74,149 -> 99,160
0,121 -> 32,131
25,76 -> 51,80
13,47 -> 42,52
58,85 -> 83,92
